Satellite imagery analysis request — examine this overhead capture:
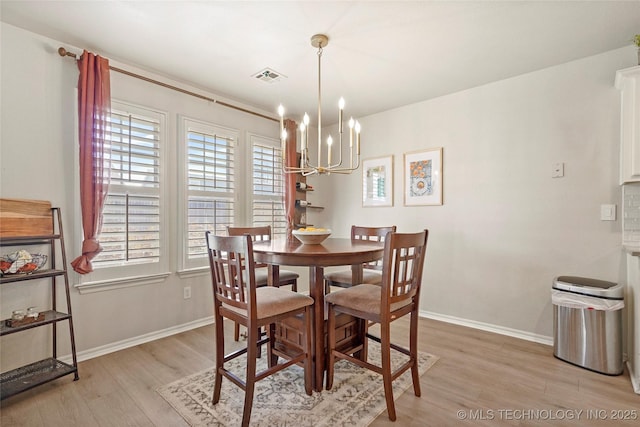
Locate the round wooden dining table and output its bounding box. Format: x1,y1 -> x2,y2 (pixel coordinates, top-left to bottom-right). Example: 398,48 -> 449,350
252,237 -> 385,391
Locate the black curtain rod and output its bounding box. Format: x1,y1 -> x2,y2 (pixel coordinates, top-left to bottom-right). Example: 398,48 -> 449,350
58,47 -> 277,123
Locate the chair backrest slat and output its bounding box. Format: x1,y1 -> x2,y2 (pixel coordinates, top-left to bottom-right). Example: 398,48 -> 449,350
228,225 -> 272,268
351,225 -> 396,271
206,231 -> 257,314
381,230 -> 429,309
228,225 -> 272,241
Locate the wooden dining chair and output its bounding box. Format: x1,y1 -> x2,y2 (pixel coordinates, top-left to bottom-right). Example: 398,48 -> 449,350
206,231 -> 313,427
324,225 -> 396,293
325,229 -> 429,422
228,225 -> 299,341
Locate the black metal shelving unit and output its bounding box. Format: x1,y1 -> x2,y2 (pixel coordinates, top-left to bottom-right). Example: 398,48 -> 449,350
0,207 -> 78,399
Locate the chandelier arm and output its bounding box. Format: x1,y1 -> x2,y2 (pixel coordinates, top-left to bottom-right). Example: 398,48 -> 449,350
328,140 -> 343,169
329,164 -> 359,173
329,151 -> 361,173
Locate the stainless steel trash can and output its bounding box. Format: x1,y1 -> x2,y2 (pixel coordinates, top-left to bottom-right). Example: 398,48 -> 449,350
552,276 -> 624,375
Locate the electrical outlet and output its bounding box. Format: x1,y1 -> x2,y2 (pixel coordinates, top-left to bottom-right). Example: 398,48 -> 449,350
183,286 -> 191,299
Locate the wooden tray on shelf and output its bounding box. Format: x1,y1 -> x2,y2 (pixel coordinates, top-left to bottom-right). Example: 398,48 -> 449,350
5,313 -> 45,328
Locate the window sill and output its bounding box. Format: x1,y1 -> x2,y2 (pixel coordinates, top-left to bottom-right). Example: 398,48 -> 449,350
74,272 -> 171,294
176,267 -> 209,279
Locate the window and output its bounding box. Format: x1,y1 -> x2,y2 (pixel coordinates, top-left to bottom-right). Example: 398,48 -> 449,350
75,90 -> 288,287
250,134 -> 286,236
94,102 -> 164,268
98,193 -> 160,265
180,118 -> 237,270
78,101 -> 169,290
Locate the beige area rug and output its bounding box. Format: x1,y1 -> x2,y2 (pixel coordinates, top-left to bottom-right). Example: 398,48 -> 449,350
157,341 -> 438,426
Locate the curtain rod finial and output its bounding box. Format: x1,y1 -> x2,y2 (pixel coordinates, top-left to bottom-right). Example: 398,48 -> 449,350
58,47 -> 77,58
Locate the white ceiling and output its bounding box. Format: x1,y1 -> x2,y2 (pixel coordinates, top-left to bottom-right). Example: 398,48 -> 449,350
2,1 -> 640,125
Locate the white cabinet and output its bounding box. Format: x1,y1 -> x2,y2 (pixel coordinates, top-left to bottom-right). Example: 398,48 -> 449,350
617,66 -> 640,184
625,251 -> 640,394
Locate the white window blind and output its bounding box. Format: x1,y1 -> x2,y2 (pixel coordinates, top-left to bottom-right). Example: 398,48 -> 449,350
93,106 -> 162,268
185,123 -> 235,259
251,136 -> 286,236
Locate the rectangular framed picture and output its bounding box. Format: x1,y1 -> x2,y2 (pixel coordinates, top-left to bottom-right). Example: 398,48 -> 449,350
362,155 -> 393,207
404,147 -> 443,206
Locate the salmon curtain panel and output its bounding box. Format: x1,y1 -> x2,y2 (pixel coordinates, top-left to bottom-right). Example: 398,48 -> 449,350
70,50 -> 111,274
284,119 -> 298,240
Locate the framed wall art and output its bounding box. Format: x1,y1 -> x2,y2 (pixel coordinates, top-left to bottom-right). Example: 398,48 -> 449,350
404,147 -> 443,206
362,155 -> 393,207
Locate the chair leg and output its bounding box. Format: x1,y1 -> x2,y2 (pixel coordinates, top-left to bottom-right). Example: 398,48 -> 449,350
256,327 -> 263,358
325,304 -> 337,390
267,323 -> 278,368
410,310 -> 422,397
212,314 -> 225,405
242,326 -> 259,427
303,306 -> 313,396
237,323 -> 263,359
380,322 -> 396,421
360,319 -> 369,361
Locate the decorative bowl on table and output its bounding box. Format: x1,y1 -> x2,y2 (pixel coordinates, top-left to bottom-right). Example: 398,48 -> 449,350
292,228 -> 332,245
0,250 -> 48,275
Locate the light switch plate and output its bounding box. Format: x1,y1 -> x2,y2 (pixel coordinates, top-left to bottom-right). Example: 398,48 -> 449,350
552,162 -> 564,178
600,204 -> 616,221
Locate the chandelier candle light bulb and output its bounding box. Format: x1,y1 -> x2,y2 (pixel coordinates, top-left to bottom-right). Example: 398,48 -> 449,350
299,122 -> 306,166
303,113 -> 310,152
278,34 -> 362,176
355,121 -> 361,155
305,113 -> 310,167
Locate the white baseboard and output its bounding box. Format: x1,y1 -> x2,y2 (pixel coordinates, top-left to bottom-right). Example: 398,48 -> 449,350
420,310 -> 554,346
61,310 -> 553,365
60,316 -> 214,364
60,311 -> 552,366
59,310 -> 639,396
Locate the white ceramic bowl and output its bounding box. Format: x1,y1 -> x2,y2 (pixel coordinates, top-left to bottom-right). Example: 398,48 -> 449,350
292,228 -> 332,245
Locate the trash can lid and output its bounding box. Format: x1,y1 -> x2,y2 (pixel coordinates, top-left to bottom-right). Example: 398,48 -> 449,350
553,276 -> 624,299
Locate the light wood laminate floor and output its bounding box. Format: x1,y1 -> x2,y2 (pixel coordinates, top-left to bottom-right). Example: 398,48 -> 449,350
1,318 -> 638,426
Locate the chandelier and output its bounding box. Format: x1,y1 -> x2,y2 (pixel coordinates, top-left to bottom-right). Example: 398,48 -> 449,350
278,34 -> 361,176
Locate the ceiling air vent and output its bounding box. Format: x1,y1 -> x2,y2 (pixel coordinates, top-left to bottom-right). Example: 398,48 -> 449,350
253,68 -> 286,83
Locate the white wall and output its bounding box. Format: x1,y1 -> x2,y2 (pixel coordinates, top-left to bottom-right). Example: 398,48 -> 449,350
1,21 -> 637,367
0,23 -> 298,368
316,46 -> 637,342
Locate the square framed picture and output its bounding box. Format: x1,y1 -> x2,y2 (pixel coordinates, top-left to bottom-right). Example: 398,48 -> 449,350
362,155 -> 393,207
404,147 -> 443,206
